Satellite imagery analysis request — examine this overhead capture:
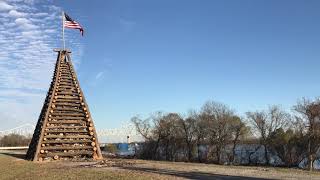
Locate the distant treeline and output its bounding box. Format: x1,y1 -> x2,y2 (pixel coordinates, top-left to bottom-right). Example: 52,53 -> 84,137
131,98 -> 320,170
0,134 -> 31,147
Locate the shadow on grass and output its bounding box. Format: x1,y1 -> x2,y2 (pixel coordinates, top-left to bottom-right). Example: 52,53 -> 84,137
120,166 -> 272,180
0,151 -> 27,160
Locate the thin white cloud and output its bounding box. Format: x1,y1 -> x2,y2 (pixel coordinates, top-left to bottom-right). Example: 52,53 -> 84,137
0,1 -> 14,11
95,71 -> 104,79
8,9 -> 26,17
15,17 -> 38,29
0,0 -> 84,130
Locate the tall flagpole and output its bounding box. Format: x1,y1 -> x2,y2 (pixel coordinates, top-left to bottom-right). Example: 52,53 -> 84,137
62,11 -> 65,50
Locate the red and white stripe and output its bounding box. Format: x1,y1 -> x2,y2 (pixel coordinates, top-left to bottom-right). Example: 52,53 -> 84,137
64,21 -> 82,29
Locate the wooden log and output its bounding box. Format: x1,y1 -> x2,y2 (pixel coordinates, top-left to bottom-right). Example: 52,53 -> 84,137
42,146 -> 93,150
53,107 -> 83,112
45,151 -> 93,157
54,99 -> 81,103
43,139 -> 92,144
57,85 -> 75,89
59,83 -> 74,86
44,135 -> 91,138
48,120 -> 87,124
57,86 -> 77,92
59,76 -> 73,79
54,103 -> 81,107
46,125 -> 87,129
60,76 -> 73,81
56,91 -> 77,95
59,76 -> 72,79
45,129 -> 88,133
58,81 -> 73,84
55,96 -> 79,100
59,76 -> 72,80
51,113 -> 85,117
59,75 -> 72,78
55,92 -> 80,96
59,81 -> 74,85
60,72 -> 72,75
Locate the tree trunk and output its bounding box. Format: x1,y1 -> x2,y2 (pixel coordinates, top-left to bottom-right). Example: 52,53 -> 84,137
165,140 -> 169,161
197,143 -> 201,163
231,142 -> 237,164
187,142 -> 192,162
308,137 -> 313,171
264,144 -> 269,165
231,133 -> 240,164
153,138 -> 160,160
216,146 -> 221,164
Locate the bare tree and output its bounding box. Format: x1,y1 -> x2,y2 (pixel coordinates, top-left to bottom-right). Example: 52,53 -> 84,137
229,116 -> 249,164
246,105 -> 290,165
200,101 -> 236,164
179,112 -> 197,161
0,134 -> 31,147
194,113 -> 208,162
131,112 -> 169,160
293,98 -> 320,171
158,113 -> 183,161
131,116 -> 152,140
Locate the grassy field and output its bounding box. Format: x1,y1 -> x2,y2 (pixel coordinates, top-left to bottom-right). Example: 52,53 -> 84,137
1,152 -> 320,180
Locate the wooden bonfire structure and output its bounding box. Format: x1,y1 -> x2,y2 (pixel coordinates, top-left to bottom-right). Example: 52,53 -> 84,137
26,49 -> 102,161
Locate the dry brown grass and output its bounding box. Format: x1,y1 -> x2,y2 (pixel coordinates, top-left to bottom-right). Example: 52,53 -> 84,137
1,152 -> 320,180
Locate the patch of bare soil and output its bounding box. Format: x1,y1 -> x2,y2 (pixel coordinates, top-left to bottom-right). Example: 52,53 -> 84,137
82,159 -> 135,168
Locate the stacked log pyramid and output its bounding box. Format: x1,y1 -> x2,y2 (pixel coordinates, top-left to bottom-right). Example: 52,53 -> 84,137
26,50 -> 102,161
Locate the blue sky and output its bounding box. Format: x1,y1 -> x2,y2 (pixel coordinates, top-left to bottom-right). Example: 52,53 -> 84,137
1,1 -> 320,140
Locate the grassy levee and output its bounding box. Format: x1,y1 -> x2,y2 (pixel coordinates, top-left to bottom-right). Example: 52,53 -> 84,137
0,154 -> 149,180
1,152 -> 320,180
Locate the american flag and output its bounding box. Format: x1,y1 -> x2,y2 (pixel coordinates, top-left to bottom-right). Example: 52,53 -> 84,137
64,12 -> 84,36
